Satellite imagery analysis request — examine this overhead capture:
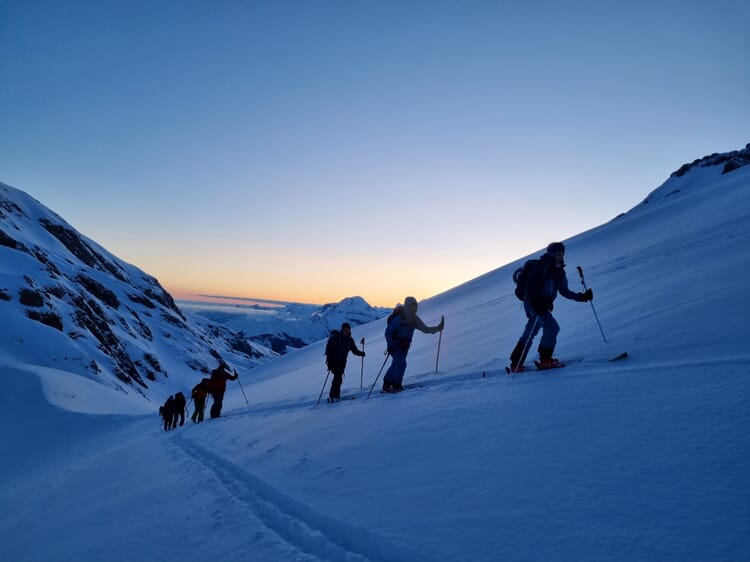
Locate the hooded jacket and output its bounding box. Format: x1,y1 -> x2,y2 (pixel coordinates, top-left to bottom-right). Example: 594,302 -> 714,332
385,296 -> 441,352
525,252 -> 585,310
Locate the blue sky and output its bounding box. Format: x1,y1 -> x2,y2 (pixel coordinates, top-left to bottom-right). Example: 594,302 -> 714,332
1,0 -> 748,306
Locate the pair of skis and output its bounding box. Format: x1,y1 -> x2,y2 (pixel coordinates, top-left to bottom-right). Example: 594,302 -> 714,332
505,351 -> 628,374
506,265 -> 624,374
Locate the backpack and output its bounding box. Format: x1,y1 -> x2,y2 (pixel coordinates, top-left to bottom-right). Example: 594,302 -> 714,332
193,378 -> 211,398
324,330 -> 341,360
513,259 -> 540,301
386,304 -> 404,325
384,305 -> 404,345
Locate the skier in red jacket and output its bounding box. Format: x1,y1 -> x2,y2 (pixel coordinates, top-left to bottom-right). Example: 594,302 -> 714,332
209,360 -> 238,418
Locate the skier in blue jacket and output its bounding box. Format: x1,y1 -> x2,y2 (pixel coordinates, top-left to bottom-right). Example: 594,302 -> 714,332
383,296 -> 444,392
509,242 -> 593,372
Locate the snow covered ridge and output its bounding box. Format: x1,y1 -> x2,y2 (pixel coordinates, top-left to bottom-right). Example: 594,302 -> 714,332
636,142 -> 750,207
310,295 -> 388,329
671,142 -> 750,178
0,182 -> 275,401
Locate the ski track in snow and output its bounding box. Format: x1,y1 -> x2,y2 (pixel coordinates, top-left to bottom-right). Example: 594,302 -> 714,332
173,431 -> 437,562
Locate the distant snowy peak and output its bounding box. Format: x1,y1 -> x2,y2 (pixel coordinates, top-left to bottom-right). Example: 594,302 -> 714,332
0,181 -> 274,399
183,295 -> 388,355
241,296 -> 388,354
310,296 -> 389,331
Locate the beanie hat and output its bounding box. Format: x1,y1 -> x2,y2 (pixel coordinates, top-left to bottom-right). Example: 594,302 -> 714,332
546,242 -> 566,255
341,322 -> 351,330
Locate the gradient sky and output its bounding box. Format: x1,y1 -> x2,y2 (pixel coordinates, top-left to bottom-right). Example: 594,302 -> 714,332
1,0 -> 748,307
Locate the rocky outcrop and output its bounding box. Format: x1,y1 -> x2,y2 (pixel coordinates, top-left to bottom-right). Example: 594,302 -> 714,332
671,143 -> 750,178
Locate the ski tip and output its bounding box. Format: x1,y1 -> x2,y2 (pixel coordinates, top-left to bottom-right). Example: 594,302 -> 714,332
609,351 -> 628,361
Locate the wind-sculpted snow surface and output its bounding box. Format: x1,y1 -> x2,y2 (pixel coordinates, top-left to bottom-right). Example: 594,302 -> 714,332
175,434 -> 437,562
1,147 -> 749,561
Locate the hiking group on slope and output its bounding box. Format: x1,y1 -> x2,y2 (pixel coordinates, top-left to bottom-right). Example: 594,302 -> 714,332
159,360 -> 240,430
159,240 -> 593,421
159,391 -> 186,431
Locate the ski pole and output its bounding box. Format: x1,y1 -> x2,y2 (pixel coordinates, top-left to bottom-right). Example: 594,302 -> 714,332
576,266 -> 607,343
316,370 -> 331,406
515,313 -> 539,375
360,337 -> 365,389
367,352 -> 391,398
234,369 -> 249,405
435,317 -> 445,373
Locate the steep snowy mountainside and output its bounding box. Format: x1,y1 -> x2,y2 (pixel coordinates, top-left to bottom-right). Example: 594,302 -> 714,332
0,182 -> 275,408
158,144 -> 748,561
375,143 -> 750,388
0,146 -> 748,562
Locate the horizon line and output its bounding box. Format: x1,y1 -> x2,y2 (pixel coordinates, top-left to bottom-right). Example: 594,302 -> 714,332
193,293 -> 320,307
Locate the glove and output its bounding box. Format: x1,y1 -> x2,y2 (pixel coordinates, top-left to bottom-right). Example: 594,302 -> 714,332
582,288 -> 593,302
387,347 -> 396,354
361,351 -> 366,357
531,300 -> 548,315
438,315 -> 445,331
399,338 -> 411,350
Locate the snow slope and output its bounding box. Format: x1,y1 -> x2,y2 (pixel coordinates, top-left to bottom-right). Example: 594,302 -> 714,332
1,148 -> 749,561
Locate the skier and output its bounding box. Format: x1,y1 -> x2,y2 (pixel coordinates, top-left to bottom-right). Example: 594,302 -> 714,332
383,296 -> 444,392
509,242 -> 593,372
324,322 -> 365,402
161,395 -> 175,431
191,377 -> 210,423
209,360 -> 238,418
172,392 -> 187,427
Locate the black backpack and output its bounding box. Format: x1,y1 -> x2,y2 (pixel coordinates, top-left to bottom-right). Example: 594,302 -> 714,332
384,305 -> 404,345
325,330 -> 341,360
386,305 -> 404,325
513,259 -> 540,301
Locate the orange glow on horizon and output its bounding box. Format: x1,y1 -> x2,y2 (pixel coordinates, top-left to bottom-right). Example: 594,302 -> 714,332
155,252 -> 504,309
165,284 -> 402,308
164,277 -> 458,309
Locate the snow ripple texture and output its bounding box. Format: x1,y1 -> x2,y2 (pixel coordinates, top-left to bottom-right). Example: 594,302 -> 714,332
174,433 -> 436,562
